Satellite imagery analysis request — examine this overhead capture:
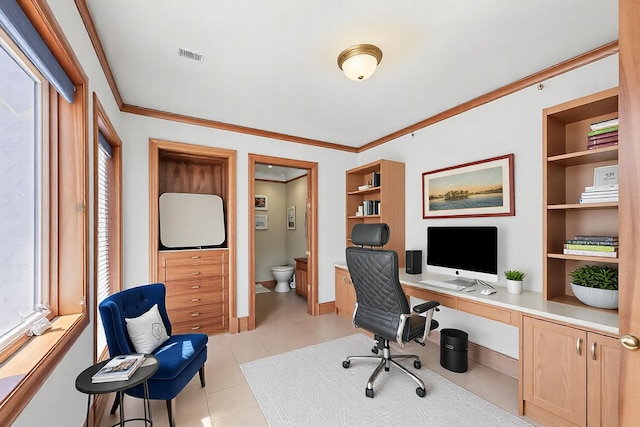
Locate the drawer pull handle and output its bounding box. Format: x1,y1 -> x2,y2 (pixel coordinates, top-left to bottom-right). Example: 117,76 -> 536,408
591,342 -> 597,360
191,271 -> 201,275
191,298 -> 200,302
191,285 -> 200,289
191,326 -> 201,330
191,312 -> 201,317
191,256 -> 201,259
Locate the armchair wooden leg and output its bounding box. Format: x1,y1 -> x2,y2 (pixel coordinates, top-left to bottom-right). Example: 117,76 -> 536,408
109,393 -> 120,414
199,365 -> 206,387
166,399 -> 176,427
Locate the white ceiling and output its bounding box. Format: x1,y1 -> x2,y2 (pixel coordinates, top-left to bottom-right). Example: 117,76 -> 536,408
85,0 -> 618,149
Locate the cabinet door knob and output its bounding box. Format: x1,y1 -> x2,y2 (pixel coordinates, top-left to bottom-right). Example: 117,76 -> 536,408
576,337 -> 582,356
621,334 -> 640,351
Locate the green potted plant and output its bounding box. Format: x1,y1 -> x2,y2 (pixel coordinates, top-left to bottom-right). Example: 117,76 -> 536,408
569,265 -> 618,309
504,270 -> 526,294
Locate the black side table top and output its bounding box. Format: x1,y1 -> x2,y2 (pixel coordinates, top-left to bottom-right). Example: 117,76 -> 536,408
75,355 -> 159,395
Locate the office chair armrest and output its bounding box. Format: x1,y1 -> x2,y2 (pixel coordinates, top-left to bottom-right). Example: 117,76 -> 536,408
413,301 -> 440,346
412,300 -> 440,314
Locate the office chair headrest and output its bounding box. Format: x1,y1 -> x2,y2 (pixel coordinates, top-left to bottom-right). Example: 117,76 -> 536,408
351,223 -> 390,247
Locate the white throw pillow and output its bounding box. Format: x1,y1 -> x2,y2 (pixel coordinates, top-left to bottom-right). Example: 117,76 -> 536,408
125,304 -> 170,354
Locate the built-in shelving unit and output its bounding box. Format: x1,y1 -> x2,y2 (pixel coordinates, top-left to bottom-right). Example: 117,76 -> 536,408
543,87 -> 619,309
345,159 -> 405,266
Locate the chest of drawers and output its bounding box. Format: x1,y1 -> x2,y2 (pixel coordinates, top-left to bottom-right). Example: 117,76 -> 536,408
158,249 -> 228,334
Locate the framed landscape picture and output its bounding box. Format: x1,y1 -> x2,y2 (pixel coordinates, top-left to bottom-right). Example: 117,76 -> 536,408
255,215 -> 268,230
422,154 -> 514,219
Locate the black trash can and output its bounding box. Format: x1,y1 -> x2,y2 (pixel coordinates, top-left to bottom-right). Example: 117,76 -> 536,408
440,328 -> 468,373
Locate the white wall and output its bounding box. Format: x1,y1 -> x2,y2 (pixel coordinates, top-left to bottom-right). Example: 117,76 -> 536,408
13,0 -> 617,423
357,54 -> 619,358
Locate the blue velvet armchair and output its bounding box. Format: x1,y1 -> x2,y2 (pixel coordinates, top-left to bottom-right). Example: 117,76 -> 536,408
99,283 -> 208,427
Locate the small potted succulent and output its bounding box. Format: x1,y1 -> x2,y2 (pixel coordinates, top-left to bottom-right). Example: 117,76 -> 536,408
569,265 -> 618,309
504,270 -> 526,295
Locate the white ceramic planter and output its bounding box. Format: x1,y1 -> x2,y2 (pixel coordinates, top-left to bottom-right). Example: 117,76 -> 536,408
506,279 -> 523,295
570,283 -> 619,309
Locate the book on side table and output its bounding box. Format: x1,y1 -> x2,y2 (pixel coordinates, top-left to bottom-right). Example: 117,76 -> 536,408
92,354 -> 145,383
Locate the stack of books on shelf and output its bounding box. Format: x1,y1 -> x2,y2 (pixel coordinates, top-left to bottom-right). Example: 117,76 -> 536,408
579,184 -> 618,204
91,354 -> 145,383
587,118 -> 618,150
362,200 -> 380,215
564,235 -> 618,258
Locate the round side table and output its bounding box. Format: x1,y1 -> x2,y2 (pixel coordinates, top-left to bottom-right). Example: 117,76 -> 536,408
76,354 -> 159,426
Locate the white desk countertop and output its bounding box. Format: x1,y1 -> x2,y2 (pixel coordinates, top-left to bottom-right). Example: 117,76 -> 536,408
334,263 -> 619,335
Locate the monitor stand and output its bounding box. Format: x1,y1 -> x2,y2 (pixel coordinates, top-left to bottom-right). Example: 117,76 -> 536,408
446,278 -> 476,289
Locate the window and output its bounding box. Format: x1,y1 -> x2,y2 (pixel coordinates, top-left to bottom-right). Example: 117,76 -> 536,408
0,1 -> 88,424
0,30 -> 48,350
94,95 -> 122,362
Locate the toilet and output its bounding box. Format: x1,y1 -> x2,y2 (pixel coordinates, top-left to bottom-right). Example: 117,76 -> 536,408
271,265 -> 295,292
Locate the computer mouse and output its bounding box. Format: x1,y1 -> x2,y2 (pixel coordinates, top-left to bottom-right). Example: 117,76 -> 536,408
480,288 -> 497,296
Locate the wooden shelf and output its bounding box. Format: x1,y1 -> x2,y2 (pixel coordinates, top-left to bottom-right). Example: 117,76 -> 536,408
547,202 -> 618,210
547,253 -> 619,264
547,146 -> 618,166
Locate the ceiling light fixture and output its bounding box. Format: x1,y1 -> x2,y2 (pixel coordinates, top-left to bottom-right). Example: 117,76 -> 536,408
337,44 -> 383,81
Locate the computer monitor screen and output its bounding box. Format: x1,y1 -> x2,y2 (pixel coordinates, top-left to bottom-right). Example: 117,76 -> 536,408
426,226 -> 498,283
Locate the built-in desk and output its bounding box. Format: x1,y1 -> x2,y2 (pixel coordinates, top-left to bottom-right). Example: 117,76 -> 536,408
399,270 -> 619,335
335,264 -> 620,425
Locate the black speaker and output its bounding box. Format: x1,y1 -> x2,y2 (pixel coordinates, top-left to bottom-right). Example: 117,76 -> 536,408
405,250 -> 422,275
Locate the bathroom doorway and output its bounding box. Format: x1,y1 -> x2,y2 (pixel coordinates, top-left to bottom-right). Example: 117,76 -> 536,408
248,154 -> 318,330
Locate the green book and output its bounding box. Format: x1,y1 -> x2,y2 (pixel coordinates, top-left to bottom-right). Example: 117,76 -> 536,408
587,125 -> 618,137
564,243 -> 617,252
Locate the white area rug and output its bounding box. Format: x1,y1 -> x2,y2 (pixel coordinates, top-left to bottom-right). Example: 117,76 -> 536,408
255,284 -> 271,294
241,334 -> 532,427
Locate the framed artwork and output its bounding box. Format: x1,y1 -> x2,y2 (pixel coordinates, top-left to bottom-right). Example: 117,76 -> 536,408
255,195 -> 268,210
287,206 -> 296,230
422,154 -> 514,219
255,215 -> 268,230
593,165 -> 618,186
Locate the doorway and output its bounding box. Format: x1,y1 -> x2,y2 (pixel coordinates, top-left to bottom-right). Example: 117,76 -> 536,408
248,154 -> 318,330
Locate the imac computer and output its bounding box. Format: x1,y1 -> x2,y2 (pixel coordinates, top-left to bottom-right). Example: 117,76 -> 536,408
424,226 -> 498,289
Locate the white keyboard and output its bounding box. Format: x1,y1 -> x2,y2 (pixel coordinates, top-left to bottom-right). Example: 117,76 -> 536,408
419,279 -> 466,291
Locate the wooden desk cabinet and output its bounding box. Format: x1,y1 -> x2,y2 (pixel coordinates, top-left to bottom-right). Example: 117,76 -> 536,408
335,267 -> 356,320
523,316 -> 619,426
295,257 -> 308,298
158,249 -> 228,335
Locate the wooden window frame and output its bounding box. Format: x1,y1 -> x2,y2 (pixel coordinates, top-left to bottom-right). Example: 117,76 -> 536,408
93,93 -> 122,363
0,1 -> 89,425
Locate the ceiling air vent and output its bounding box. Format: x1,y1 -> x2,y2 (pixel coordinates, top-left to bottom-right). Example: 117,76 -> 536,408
178,47 -> 204,62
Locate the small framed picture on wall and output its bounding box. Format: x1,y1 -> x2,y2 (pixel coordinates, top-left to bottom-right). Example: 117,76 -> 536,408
255,195 -> 268,210
287,206 -> 296,230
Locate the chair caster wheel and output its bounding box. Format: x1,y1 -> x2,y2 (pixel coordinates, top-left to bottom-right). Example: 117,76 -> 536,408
371,347 -> 379,354
416,387 -> 426,397
414,360 -> 421,369
365,388 -> 374,398
342,360 -> 350,369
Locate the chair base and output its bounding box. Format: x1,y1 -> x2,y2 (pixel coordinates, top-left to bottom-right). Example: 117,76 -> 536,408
342,336 -> 426,398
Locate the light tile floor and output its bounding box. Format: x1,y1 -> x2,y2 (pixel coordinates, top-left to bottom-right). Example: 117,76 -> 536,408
98,289 -> 541,426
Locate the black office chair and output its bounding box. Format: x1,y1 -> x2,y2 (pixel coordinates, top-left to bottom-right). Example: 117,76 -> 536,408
342,223 -> 440,398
